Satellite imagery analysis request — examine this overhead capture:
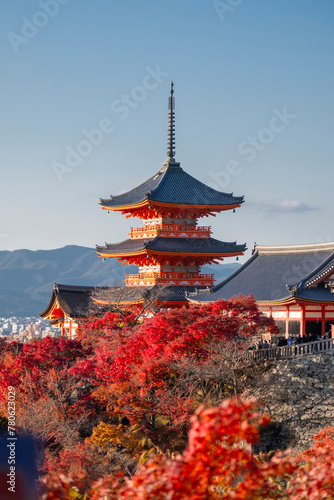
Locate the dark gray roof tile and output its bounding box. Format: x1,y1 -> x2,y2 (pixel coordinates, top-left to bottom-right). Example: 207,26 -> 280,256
96,237 -> 246,255
40,284 -> 97,318
192,243 -> 334,303
40,284 -> 201,319
100,163 -> 244,208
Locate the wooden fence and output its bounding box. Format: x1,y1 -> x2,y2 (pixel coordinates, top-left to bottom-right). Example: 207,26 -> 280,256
250,338 -> 334,362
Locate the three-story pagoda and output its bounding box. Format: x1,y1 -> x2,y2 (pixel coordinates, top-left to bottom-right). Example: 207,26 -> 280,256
96,83 -> 246,307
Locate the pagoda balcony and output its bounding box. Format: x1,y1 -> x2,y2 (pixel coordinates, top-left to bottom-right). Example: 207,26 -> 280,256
125,272 -> 215,287
129,224 -> 212,239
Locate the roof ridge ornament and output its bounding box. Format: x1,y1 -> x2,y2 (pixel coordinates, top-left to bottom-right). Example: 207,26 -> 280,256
166,81 -> 176,162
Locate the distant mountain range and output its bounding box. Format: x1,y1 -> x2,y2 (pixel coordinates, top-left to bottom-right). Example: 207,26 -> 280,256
0,246 -> 241,318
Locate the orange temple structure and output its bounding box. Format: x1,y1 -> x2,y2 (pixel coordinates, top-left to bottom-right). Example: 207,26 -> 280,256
95,82 -> 246,307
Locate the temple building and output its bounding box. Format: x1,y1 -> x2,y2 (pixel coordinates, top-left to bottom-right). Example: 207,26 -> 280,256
39,284 -> 97,338
191,242 -> 334,338
40,83 -> 246,332
96,83 -> 245,307
40,84 -> 334,340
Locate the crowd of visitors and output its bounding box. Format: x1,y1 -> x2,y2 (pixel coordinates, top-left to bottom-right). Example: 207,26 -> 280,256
257,331 -> 332,350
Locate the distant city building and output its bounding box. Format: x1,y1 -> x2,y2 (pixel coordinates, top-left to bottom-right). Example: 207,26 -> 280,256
0,316 -> 58,339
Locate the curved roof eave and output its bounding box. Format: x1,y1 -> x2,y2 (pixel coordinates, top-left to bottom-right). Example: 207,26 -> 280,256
96,237 -> 246,256
100,163 -> 244,209
39,288 -> 57,318
99,167 -> 167,208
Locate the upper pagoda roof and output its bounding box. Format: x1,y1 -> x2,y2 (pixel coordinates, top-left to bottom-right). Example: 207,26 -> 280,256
100,162 -> 244,210
100,82 -> 243,212
96,236 -> 246,257
190,242 -> 334,304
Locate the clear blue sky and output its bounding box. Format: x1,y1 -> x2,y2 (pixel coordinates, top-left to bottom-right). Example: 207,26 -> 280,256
1,0 -> 333,262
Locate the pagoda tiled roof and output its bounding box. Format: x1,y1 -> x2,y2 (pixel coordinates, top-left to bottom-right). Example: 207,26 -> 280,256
100,162 -> 244,209
96,237 -> 246,256
191,242 -> 334,304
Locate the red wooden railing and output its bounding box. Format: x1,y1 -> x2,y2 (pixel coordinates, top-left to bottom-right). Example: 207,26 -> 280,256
125,272 -> 214,286
129,224 -> 212,238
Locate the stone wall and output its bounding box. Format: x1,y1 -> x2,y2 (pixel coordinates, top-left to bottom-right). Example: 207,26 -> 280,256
252,351 -> 334,451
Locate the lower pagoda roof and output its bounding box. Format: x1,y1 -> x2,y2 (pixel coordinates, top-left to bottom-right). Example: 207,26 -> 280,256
190,242 -> 334,304
96,237 -> 246,257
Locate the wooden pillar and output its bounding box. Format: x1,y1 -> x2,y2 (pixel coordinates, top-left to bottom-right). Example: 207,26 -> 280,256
300,304 -> 305,337
285,305 -> 289,338
69,321 -> 72,340
61,322 -> 65,337
321,305 -> 326,337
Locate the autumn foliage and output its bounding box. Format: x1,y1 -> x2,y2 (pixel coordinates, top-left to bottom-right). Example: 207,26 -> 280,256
287,426 -> 334,500
91,398 -> 296,500
72,296 -> 278,428
0,297 -> 333,499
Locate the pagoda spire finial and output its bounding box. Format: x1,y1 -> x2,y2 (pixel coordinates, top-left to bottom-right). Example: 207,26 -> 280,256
166,81 -> 176,162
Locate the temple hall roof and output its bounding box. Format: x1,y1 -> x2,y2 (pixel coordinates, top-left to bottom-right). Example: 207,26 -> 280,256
40,283 -> 202,321
39,283 -> 97,319
100,162 -> 244,209
94,284 -> 204,304
190,242 -> 334,304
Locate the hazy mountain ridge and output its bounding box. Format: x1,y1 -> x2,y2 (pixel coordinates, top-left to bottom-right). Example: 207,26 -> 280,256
0,246 -> 240,317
